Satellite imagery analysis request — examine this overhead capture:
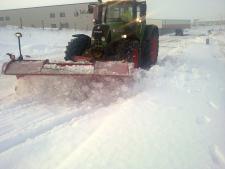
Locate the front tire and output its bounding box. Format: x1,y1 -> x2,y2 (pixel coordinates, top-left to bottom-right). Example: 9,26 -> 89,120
64,34 -> 91,61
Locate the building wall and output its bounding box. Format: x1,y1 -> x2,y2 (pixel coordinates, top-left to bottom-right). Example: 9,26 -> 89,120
0,3 -> 94,30
147,19 -> 191,29
193,20 -> 225,26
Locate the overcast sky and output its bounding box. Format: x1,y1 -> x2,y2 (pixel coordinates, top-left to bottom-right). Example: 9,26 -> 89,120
0,0 -> 225,20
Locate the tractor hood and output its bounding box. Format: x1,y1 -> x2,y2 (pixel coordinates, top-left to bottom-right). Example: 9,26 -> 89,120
109,22 -> 139,41
92,22 -> 140,44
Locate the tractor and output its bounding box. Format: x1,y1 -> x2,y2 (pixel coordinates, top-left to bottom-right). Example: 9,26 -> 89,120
65,0 -> 159,69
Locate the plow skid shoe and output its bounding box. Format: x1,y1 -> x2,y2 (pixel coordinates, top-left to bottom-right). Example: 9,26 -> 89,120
2,60 -> 134,78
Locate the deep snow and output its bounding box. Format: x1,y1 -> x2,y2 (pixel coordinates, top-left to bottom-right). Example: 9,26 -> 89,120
0,26 -> 225,169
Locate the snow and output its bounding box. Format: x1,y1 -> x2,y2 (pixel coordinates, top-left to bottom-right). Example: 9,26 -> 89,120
0,25 -> 225,169
43,63 -> 95,74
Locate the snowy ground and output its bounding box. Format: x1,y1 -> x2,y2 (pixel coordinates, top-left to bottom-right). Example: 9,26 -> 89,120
0,26 -> 225,169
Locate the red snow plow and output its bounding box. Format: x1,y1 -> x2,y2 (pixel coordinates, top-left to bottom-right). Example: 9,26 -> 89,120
2,58 -> 134,79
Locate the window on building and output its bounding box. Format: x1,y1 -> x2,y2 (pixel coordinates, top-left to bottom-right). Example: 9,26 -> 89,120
5,16 -> 10,21
50,13 -> 55,18
51,24 -> 57,28
0,17 -> 4,21
60,12 -> 66,17
60,23 -> 69,29
88,5 -> 94,14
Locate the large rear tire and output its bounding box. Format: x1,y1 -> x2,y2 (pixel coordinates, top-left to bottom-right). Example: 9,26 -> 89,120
141,25 -> 159,69
64,34 -> 91,61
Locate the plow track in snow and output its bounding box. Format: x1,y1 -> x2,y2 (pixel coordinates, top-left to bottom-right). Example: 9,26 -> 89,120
0,100 -> 93,153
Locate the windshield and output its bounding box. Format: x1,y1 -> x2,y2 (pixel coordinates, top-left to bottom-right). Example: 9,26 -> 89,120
106,3 -> 133,22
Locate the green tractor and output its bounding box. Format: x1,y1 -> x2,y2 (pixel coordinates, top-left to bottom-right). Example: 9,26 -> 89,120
65,0 -> 159,70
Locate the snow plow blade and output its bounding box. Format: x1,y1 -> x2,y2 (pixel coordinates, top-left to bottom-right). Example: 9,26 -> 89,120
2,59 -> 134,78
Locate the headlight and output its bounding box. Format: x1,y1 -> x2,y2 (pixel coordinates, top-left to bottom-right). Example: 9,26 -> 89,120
121,34 -> 127,39
101,37 -> 105,41
136,18 -> 142,23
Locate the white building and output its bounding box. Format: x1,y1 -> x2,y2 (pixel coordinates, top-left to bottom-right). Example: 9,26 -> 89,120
0,2 -> 191,35
0,3 -> 94,30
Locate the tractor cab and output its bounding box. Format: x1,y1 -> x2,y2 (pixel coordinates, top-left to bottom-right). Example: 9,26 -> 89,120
92,1 -> 147,43
93,0 -> 146,24
89,0 -> 148,60
105,2 -> 134,23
